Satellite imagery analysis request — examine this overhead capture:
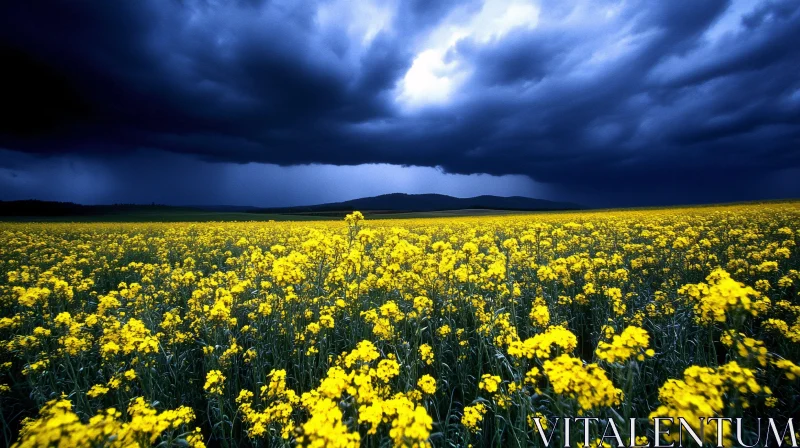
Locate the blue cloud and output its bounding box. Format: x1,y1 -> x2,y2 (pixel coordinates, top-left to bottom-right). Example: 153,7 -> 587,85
0,0 -> 798,206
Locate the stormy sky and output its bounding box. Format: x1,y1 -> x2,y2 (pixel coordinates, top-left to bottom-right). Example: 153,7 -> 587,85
1,0 -> 799,207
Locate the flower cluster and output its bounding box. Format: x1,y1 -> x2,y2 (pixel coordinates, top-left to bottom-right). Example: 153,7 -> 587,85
595,326 -> 654,363
542,354 -> 622,412
2,203 -> 799,447
13,396 -> 203,448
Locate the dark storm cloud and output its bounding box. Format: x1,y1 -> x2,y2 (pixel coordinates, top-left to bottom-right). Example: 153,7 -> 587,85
1,0 -> 799,206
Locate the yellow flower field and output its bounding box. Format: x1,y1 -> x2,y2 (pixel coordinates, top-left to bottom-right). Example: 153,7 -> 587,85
1,203 -> 799,447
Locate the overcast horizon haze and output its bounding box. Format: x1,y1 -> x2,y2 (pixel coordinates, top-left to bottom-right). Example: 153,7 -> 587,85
1,0 -> 799,208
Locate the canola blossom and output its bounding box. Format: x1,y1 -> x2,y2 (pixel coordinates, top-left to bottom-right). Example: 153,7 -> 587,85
0,203 -> 799,446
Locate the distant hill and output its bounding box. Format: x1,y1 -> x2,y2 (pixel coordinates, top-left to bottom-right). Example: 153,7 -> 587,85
254,193 -> 580,214
0,200 -> 324,222
0,195 -> 580,221
0,200 -> 199,217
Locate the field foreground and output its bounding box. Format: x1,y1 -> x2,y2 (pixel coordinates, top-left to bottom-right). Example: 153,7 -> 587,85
1,203 -> 800,447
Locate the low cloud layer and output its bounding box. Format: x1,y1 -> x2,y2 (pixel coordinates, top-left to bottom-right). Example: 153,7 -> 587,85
0,149 -> 545,207
1,0 -> 799,206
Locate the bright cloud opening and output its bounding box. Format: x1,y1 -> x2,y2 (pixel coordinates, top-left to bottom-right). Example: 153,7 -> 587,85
396,0 -> 540,110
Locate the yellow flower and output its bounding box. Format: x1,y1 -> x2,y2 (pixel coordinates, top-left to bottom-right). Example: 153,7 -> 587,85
527,412 -> 547,430
478,374 -> 501,394
773,359 -> 800,380
297,398 -> 360,447
529,297 -> 550,327
417,375 -> 436,395
419,344 -> 434,366
543,355 -> 621,411
204,370 -> 225,396
595,326 -> 654,364
376,358 -> 400,382
508,325 -> 577,359
679,268 -> 766,325
461,403 -> 487,433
